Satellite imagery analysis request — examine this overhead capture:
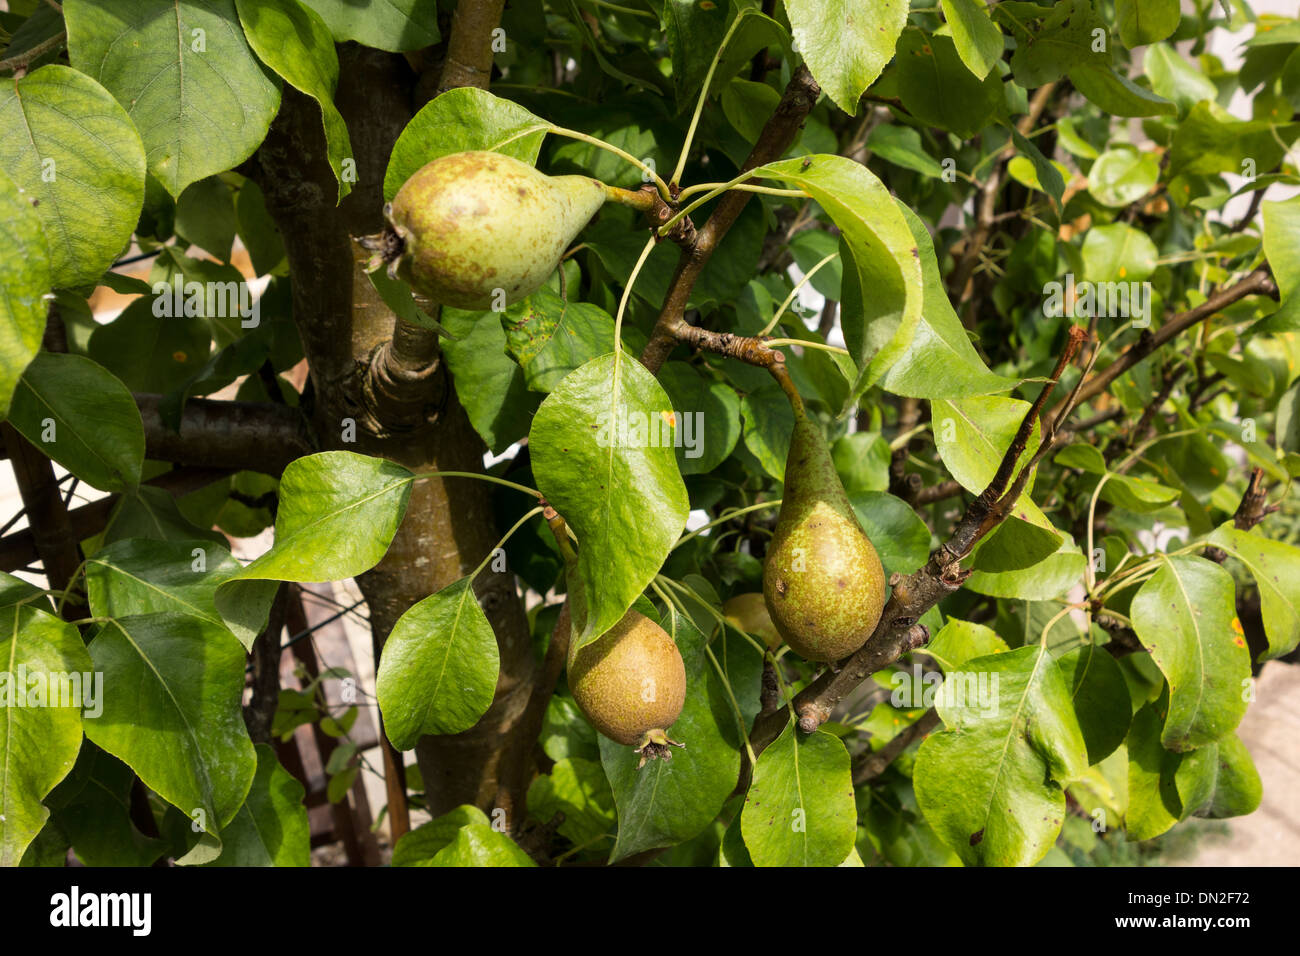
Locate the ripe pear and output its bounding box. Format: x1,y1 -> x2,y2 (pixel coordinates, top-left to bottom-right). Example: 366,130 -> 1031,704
568,608 -> 686,764
763,410 -> 886,662
723,592 -> 782,651
381,151 -> 608,309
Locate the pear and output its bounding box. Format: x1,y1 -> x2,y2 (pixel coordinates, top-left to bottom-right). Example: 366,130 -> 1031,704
723,592 -> 782,651
762,409 -> 886,662
568,608 -> 686,764
381,151 -> 608,310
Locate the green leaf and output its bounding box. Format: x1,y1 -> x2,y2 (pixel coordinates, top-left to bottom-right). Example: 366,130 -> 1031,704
529,353 -> 689,647
927,618 -> 1010,671
914,645 -> 1087,866
880,203 -> 1020,398
895,29 -> 1003,138
87,299 -> 213,395
234,179 -> 287,277
1116,0 -> 1179,48
941,0 -> 1004,78
663,0 -> 730,110
848,490 -> 931,577
1145,42 -> 1218,116
966,530 -> 1088,601
1168,101 -> 1299,178
48,744 -> 167,867
384,87 -> 548,201
1057,643 -> 1131,765
300,0 -> 439,52
752,155 -> 922,413
526,756 -> 616,847
741,725 -> 856,867
391,805 -> 489,865
64,0 -> 278,198
0,65 -> 146,287
656,361 -> 742,476
740,386 -> 795,482
1007,126 -> 1066,209
9,352 -> 145,493
722,78 -> 782,143
215,451 -> 412,638
85,537 -> 245,643
786,0 -> 906,114
440,306 -> 539,455
236,0 -> 353,203
427,823 -> 536,866
174,176 -> 236,262
932,394 -> 1062,567
1081,222 -> 1158,283
865,124 -> 944,177
204,744 -> 309,866
0,604 -> 92,866
1069,63 -> 1177,117
376,576 -> 500,749
1207,522 -> 1300,660
1003,0 -> 1106,87
219,450 -> 413,587
1087,147 -> 1160,208
0,168 -> 49,420
602,613 -> 745,862
1130,555 -> 1250,751
85,613 -> 257,838
1263,195 -> 1300,304
1124,696 -> 1183,840
500,286 -> 617,395
1192,732 -> 1262,819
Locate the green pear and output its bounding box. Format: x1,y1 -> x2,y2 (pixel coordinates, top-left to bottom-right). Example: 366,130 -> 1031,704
567,607 -> 686,764
762,409 -> 886,662
382,151 -> 608,310
723,592 -> 782,651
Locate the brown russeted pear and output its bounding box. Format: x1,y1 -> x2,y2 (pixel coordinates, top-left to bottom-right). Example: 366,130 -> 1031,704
723,592 -> 782,651
378,151 -> 610,309
566,607 -> 686,765
763,406 -> 886,662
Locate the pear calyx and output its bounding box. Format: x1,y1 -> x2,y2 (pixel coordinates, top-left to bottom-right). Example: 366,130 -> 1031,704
568,609 -> 687,762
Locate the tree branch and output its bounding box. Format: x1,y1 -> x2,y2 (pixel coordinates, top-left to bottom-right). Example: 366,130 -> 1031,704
852,709 -> 941,784
439,0 -> 506,92
948,82 -> 1059,311
1051,269 -> 1277,419
640,65 -> 821,374
136,394 -> 313,477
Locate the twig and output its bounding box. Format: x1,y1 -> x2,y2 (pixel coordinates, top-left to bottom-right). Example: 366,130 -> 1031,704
639,66 -> 821,374
0,30 -> 66,75
947,82 -> 1059,312
1050,269 -> 1277,419
852,709 -> 941,784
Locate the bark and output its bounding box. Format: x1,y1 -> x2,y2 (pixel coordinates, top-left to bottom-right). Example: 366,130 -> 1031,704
250,41 -> 534,825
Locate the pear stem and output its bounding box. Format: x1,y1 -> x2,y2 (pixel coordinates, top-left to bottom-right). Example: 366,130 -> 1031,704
546,125 -> 673,200
469,505 -> 545,581
601,183 -> 659,212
